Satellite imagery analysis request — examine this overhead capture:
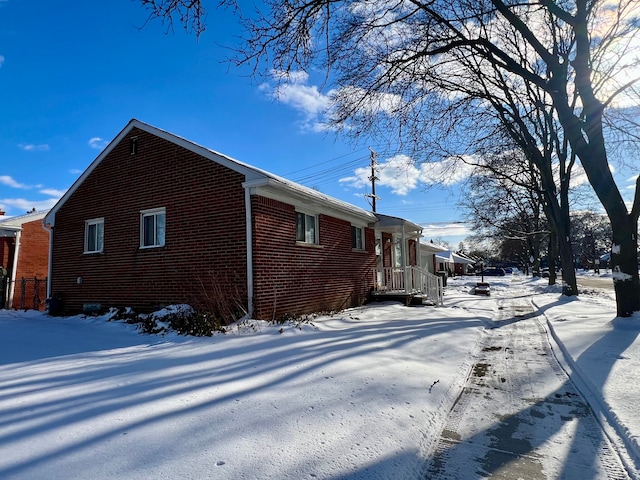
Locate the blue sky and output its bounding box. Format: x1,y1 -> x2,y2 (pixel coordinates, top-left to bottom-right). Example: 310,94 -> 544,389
0,1 -> 485,247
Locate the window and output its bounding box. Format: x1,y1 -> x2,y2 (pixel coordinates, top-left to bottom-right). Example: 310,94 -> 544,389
140,208 -> 166,248
84,218 -> 104,253
296,212 -> 317,244
351,226 -> 364,250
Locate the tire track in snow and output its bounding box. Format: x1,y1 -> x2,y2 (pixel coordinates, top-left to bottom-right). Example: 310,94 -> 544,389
425,295 -> 631,479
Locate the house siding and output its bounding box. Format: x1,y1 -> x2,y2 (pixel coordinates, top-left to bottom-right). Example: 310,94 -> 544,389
50,127 -> 248,315
13,220 -> 49,309
251,196 -> 376,320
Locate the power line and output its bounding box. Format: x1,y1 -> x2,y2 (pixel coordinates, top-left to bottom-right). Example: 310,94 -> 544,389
282,146 -> 371,177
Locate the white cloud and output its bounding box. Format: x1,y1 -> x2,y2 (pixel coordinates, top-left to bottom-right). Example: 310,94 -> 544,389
39,188 -> 66,198
340,154 -> 418,195
0,197 -> 59,213
0,176 -> 64,214
418,157 -> 477,186
263,70 -> 332,131
421,222 -> 471,240
19,143 -> 50,152
69,168 -> 83,175
88,137 -> 108,150
0,175 -> 28,189
340,154 -> 474,196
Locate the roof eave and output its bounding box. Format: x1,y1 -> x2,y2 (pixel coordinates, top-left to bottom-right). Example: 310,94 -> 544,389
244,178 -> 377,224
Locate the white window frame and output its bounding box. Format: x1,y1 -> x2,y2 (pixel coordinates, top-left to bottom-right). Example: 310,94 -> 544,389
140,207 -> 166,248
351,225 -> 365,251
296,211 -> 318,244
84,218 -> 104,254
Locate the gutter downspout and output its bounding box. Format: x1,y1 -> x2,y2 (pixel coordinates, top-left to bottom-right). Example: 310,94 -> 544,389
8,230 -> 21,308
244,187 -> 254,319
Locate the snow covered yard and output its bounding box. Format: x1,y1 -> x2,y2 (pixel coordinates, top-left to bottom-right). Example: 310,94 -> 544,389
0,294 -> 486,479
1,273 -> 639,479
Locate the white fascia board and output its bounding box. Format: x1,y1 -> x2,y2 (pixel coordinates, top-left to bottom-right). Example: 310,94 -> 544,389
244,178 -> 377,226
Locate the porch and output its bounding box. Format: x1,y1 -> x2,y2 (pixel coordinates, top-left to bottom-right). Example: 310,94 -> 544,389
371,265 -> 444,306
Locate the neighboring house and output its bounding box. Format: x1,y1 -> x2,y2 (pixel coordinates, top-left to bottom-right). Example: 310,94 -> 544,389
420,241 -> 454,274
44,119 -> 440,319
0,210 -> 50,310
420,241 -> 475,276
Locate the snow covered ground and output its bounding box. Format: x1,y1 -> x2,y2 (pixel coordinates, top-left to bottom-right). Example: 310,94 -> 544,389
0,272 -> 638,479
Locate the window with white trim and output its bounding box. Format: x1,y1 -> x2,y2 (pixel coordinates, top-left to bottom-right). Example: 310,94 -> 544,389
296,211 -> 317,244
84,218 -> 104,253
351,225 -> 364,250
140,208 -> 166,248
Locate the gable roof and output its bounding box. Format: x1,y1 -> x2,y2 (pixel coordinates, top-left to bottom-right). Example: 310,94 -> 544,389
44,119 -> 377,227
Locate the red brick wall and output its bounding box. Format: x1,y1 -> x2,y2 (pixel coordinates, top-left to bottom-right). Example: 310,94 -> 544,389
50,127 -> 248,315
12,220 -> 49,309
251,196 -> 376,320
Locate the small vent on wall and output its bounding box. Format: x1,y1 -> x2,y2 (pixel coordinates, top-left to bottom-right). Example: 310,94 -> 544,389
130,137 -> 138,155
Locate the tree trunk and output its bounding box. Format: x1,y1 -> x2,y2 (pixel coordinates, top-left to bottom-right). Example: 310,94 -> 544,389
557,232 -> 577,296
610,214 -> 640,316
548,230 -> 557,285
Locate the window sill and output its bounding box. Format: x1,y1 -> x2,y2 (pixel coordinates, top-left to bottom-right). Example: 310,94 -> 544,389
295,241 -> 324,249
351,248 -> 368,253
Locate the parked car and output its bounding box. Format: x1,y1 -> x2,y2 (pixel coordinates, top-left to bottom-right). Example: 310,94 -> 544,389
482,267 -> 506,276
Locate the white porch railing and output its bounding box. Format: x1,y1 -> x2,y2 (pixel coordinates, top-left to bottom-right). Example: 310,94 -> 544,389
374,266 -> 443,306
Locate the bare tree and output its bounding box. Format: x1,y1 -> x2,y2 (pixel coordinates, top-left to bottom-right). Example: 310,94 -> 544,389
462,149 -> 550,279
139,0 -> 640,316
571,211 -> 613,269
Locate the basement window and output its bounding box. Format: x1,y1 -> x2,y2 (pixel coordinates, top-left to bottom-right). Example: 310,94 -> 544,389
140,208 -> 166,248
84,218 -> 104,253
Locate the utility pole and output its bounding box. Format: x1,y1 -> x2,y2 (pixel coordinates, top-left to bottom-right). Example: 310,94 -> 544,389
365,147 -> 380,212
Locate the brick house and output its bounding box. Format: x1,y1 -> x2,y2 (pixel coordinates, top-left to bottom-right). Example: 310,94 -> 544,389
43,120 -> 423,319
0,210 -> 50,310
44,120 -> 436,319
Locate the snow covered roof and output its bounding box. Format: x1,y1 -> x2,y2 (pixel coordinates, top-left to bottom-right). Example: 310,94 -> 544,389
0,210 -> 49,236
420,241 -> 451,254
45,119 -> 377,227
451,252 -> 475,264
